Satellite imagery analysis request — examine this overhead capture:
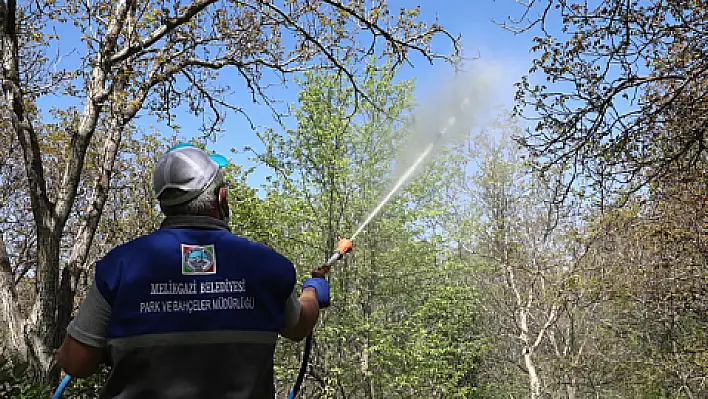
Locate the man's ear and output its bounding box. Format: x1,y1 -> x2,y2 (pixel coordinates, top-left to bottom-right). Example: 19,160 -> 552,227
218,186 -> 230,220
219,186 -> 228,201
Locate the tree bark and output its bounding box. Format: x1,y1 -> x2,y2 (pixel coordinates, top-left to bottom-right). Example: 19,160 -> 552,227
26,233 -> 62,382
0,229 -> 29,363
519,306 -> 541,399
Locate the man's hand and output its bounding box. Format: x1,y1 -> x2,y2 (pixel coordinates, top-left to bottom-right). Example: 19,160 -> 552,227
302,277 -> 330,308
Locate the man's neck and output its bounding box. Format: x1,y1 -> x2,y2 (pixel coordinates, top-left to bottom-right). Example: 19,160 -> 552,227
160,215 -> 231,231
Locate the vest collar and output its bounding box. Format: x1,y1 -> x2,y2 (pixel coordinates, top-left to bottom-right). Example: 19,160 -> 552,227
160,215 -> 231,232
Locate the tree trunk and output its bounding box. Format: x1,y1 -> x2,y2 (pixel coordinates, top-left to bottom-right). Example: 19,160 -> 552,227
54,265 -> 78,358
519,309 -> 541,399
2,0 -> 60,381
25,231 -> 63,382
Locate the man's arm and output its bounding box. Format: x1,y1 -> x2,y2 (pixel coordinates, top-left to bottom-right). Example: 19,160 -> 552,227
280,287 -> 320,341
57,337 -> 104,378
57,281 -> 111,377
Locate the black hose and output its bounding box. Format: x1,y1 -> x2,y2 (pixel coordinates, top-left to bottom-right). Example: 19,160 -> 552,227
287,330 -> 313,399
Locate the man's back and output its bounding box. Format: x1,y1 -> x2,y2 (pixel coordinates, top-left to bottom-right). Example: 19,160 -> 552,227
72,218 -> 296,398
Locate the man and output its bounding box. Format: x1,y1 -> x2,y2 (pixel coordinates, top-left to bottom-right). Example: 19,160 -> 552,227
57,143 -> 330,398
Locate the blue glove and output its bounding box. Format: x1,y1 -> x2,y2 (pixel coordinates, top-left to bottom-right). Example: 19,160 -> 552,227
302,277 -> 330,308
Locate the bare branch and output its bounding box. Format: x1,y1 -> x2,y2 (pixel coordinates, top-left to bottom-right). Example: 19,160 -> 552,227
54,0 -> 133,222
1,0 -> 54,228
110,0 -> 219,64
321,0 -> 461,66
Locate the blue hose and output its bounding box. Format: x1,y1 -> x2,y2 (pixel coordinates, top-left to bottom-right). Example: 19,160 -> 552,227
52,374 -> 72,399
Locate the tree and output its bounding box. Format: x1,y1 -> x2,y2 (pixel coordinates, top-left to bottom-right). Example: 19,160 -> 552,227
0,125 -> 169,393
577,165 -> 707,397
0,0 -> 460,381
461,114 -> 599,398
498,2 -> 707,396
243,62 -> 484,398
508,0 -> 707,202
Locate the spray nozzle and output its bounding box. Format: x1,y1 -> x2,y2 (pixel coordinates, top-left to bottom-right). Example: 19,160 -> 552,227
312,238 -> 353,278
336,238 -> 353,254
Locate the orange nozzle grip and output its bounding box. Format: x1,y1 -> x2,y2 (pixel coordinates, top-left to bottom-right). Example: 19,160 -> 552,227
337,238 -> 353,254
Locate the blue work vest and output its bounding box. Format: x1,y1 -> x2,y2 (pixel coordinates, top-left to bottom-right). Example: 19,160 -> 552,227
94,217 -> 296,398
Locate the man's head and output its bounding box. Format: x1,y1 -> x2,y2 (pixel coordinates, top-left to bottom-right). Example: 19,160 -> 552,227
153,144 -> 230,219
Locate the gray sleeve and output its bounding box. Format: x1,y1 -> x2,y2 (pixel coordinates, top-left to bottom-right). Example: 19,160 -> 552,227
283,288 -> 302,328
66,280 -> 111,348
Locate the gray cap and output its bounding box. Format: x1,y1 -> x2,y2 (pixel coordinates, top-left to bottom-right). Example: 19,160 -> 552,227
153,145 -> 228,206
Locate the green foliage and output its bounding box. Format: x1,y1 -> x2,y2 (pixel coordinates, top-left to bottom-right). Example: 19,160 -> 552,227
0,359 -> 51,398
235,60 -> 486,398
580,170 -> 708,397
0,361 -> 110,399
61,367 -> 110,398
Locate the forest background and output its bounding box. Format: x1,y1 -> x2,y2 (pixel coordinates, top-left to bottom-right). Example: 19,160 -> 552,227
0,0 -> 705,398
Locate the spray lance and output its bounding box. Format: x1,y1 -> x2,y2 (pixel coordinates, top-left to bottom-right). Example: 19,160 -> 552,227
315,238 -> 353,277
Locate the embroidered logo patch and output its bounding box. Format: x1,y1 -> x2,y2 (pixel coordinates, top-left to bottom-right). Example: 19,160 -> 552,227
181,244 -> 216,275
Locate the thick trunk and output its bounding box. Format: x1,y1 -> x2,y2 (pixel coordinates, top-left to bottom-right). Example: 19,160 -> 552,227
38,3 -> 134,354
1,0 -> 133,380
2,0 -> 58,381
0,274 -> 27,360
54,266 -> 78,353
26,232 -> 62,382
